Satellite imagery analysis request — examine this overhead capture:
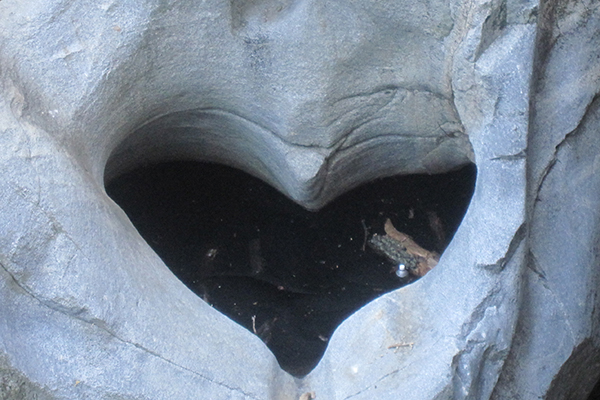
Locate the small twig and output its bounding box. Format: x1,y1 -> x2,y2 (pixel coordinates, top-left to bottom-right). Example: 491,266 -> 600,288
251,315 -> 257,334
361,219 -> 369,251
387,342 -> 414,351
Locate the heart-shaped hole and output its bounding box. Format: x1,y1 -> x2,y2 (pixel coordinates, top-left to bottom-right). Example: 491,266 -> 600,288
105,161 -> 476,376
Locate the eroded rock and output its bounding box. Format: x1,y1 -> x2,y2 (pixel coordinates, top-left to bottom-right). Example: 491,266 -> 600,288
0,0 -> 598,399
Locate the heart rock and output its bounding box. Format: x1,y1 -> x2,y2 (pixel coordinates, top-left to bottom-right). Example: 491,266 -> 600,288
1,0 -> 599,399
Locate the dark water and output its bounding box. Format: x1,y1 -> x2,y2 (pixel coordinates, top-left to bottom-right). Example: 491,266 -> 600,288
106,161 -> 476,376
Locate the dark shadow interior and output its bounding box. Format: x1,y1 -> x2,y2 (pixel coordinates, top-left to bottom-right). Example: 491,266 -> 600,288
105,161 -> 476,376
588,377 -> 600,400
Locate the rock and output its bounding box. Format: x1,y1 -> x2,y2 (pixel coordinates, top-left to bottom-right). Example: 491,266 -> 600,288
0,0 -> 598,399
492,1 -> 600,398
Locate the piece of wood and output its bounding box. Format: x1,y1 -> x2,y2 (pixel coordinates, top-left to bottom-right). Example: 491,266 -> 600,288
384,219 -> 439,277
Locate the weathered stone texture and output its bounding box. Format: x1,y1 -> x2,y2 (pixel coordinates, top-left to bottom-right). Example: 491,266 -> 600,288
0,0 -> 598,399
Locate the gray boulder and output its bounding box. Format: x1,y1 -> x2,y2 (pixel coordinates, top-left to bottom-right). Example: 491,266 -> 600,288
0,0 -> 598,399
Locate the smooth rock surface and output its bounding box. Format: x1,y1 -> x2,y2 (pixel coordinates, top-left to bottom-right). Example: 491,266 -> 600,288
0,0 -> 598,399
493,1 -> 600,398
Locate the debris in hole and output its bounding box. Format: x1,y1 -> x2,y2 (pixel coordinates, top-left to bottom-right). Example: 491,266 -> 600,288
368,219 -> 439,277
426,210 -> 446,250
256,316 -> 278,344
384,219 -> 440,275
106,161 -> 476,377
369,234 -> 418,276
360,219 -> 369,251
396,263 -> 409,278
248,238 -> 264,275
318,334 -> 328,342
206,248 -> 218,259
198,246 -> 220,277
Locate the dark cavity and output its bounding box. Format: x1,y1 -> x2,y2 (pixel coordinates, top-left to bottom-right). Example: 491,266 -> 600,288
106,161 -> 476,376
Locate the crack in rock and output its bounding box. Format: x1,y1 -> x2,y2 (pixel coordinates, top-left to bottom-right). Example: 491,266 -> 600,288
477,222 -> 526,273
0,259 -> 262,400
